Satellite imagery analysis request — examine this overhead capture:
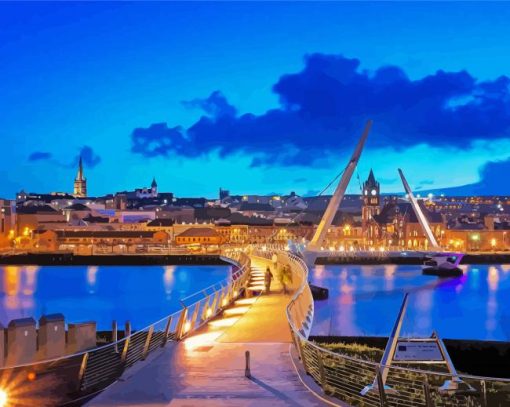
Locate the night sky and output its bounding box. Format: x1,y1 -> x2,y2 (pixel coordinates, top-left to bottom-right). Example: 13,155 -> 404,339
2,2 -> 510,198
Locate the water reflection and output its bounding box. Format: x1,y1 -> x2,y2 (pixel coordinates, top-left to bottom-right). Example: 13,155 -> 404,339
310,264 -> 510,341
0,265 -> 229,330
86,266 -> 98,294
163,266 -> 176,297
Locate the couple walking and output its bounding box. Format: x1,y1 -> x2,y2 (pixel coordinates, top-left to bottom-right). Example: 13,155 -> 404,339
264,264 -> 293,295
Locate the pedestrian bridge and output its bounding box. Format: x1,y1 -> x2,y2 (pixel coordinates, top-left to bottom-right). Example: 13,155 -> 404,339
1,248 -> 508,406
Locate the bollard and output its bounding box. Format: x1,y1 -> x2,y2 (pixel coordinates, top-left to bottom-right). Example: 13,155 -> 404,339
245,350 -> 251,378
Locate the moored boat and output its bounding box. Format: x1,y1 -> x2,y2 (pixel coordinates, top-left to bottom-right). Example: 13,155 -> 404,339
422,253 -> 464,277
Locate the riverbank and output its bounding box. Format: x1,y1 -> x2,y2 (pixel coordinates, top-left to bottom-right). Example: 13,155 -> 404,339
317,252 -> 510,265
0,252 -> 230,266
312,335 -> 510,378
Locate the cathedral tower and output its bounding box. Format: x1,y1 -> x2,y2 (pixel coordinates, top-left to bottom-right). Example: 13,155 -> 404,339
73,156 -> 87,197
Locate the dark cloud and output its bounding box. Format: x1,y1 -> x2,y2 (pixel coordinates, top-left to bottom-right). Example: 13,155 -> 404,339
28,151 -> 52,161
77,145 -> 101,168
424,157 -> 510,196
28,147 -> 101,170
182,91 -> 237,118
131,53 -> 510,167
132,123 -> 185,158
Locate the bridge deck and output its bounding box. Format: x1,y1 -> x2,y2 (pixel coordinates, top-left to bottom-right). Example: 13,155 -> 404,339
87,258 -> 326,406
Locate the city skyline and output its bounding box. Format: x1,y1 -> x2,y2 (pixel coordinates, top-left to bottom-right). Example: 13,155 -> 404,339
2,2 -> 510,197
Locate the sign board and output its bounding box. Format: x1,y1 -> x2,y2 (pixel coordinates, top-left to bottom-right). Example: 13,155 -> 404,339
394,340 -> 444,362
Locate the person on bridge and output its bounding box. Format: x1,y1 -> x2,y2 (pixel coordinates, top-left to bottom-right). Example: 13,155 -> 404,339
280,264 -> 293,295
264,266 -> 273,294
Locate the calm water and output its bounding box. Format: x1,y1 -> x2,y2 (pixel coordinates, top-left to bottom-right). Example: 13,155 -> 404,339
310,264 -> 510,341
0,265 -> 230,330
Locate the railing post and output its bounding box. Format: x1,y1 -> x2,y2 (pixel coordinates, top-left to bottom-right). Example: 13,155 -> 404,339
296,335 -> 310,374
162,315 -> 173,347
201,295 -> 212,321
121,336 -> 130,364
78,352 -> 89,391
141,325 -> 154,361
210,290 -> 221,315
125,321 -> 131,337
480,379 -> 487,407
176,305 -> 189,340
423,379 -> 433,407
112,320 -> 118,353
189,302 -> 201,332
316,347 -> 327,392
376,365 -> 387,407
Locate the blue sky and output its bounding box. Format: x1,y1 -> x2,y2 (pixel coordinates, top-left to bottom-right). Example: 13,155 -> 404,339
1,2 -> 510,198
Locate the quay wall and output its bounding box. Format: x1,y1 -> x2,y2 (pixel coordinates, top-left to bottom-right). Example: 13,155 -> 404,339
317,253 -> 510,265
0,252 -> 229,266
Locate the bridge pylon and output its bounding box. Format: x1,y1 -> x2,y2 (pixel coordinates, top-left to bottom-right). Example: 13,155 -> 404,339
304,120 -> 373,266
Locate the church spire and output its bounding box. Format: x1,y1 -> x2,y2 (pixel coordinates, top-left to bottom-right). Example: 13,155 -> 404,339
367,168 -> 376,186
76,156 -> 84,181
73,155 -> 87,197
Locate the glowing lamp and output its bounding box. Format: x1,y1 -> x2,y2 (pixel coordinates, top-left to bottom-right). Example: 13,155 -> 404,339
0,389 -> 7,407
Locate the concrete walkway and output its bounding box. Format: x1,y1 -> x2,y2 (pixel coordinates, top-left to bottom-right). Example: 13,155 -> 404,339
87,258 -> 326,406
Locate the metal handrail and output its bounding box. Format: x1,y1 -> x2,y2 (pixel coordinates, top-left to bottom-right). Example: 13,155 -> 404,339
0,251 -> 250,371
281,248 -> 510,407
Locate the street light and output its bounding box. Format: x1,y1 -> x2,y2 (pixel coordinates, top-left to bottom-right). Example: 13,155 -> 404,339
0,388 -> 8,407
491,238 -> 497,249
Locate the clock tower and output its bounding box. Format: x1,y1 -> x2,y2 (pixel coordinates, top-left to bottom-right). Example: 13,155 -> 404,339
362,169 -> 380,241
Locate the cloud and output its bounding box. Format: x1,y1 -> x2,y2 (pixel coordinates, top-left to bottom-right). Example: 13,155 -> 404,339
131,53 -> 510,167
28,146 -> 101,169
77,145 -> 101,168
182,91 -> 237,118
423,157 -> 510,195
28,151 -> 52,161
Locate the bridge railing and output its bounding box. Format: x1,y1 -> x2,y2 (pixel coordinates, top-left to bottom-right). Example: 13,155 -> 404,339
0,251 -> 251,406
283,250 -> 510,407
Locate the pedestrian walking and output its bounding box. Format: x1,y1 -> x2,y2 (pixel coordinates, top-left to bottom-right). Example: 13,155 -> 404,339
264,266 -> 273,294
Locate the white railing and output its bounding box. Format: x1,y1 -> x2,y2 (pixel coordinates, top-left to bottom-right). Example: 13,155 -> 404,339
283,249 -> 510,407
0,251 -> 251,406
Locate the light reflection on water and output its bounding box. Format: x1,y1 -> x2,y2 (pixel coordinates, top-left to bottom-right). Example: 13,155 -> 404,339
310,264 -> 510,341
0,265 -> 230,330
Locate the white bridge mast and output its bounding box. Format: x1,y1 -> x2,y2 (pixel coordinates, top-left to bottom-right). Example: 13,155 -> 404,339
307,120 -> 373,253
398,168 -> 440,250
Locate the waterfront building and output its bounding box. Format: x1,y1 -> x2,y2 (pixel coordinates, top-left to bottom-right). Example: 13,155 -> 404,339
444,229 -> 510,251
73,156 -> 87,197
373,202 -> 444,250
34,229 -> 170,253
174,227 -> 225,246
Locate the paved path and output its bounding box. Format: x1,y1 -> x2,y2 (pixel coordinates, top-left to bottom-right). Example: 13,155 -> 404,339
87,258 -> 326,406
